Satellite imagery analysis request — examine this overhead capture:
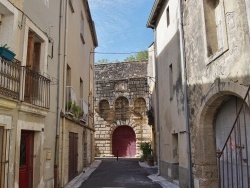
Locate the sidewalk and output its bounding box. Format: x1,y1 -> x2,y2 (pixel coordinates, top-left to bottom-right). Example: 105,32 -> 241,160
66,159 -> 179,188
139,161 -> 179,188
65,160 -> 102,188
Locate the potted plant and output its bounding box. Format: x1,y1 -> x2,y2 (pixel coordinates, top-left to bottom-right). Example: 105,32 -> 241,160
146,107 -> 154,125
147,154 -> 154,166
140,142 -> 152,161
0,44 -> 16,61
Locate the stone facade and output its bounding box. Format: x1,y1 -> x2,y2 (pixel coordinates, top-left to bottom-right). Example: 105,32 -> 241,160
183,0 -> 250,187
94,61 -> 152,157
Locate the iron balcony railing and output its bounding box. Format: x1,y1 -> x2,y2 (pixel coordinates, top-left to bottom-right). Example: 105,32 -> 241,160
65,86 -> 88,122
0,57 -> 50,108
0,57 -> 21,100
217,86 -> 250,188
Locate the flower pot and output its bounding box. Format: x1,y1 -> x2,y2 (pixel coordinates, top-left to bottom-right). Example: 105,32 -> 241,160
147,155 -> 154,166
0,47 -> 16,61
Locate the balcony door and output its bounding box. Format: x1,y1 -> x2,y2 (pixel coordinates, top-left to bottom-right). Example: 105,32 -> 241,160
25,31 -> 41,102
19,131 -> 34,188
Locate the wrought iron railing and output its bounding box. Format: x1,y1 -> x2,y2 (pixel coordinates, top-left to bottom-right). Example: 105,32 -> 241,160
0,57 -> 50,108
0,57 -> 21,100
217,86 -> 250,188
21,66 -> 50,108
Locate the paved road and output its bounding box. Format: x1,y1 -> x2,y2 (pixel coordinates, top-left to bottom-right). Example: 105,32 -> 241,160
79,158 -> 162,188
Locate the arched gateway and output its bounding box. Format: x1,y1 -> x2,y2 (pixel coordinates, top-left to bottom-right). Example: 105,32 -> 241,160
112,126 -> 136,157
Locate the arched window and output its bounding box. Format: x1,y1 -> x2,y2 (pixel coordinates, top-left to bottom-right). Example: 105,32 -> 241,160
115,97 -> 129,120
134,98 -> 146,116
99,100 -> 110,118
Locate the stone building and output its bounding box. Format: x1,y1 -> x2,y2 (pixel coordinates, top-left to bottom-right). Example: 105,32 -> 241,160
0,0 -> 97,187
147,0 -> 190,187
58,0 -> 97,186
0,0 -> 60,187
183,0 -> 250,187
148,0 -> 250,187
94,61 -> 152,158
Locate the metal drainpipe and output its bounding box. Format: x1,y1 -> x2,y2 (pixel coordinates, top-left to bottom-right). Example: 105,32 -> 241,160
152,28 -> 161,175
92,51 -> 95,163
178,0 -> 192,187
61,0 -> 69,186
55,0 -> 63,187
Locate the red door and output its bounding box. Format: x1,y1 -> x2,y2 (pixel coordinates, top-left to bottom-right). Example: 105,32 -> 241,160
112,126 -> 136,157
19,131 -> 34,188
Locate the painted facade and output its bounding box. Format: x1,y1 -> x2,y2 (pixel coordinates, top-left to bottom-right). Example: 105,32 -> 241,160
58,0 -> 97,187
147,0 -> 190,187
0,0 -> 59,187
94,61 -> 152,158
0,0 -> 97,187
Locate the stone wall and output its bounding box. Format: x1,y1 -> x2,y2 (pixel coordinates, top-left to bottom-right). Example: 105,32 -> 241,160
183,0 -> 250,187
94,61 -> 152,157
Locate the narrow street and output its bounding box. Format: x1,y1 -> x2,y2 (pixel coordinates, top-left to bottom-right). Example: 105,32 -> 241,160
79,158 -> 162,188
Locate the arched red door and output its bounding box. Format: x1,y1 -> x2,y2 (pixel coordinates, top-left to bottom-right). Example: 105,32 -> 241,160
112,126 -> 136,157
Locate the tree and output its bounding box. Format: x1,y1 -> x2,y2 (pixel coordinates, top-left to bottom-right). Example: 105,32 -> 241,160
124,50 -> 148,62
95,59 -> 110,64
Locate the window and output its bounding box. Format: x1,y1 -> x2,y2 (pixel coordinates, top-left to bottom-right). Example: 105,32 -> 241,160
169,64 -> 173,99
80,78 -> 83,99
66,64 -> 71,86
203,0 -> 227,59
80,12 -> 85,44
166,6 -> 170,27
69,0 -> 75,13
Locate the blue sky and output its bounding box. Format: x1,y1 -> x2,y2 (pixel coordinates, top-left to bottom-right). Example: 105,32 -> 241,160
88,0 -> 155,62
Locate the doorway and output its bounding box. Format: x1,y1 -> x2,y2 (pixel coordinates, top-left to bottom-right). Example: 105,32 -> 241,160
19,131 -> 34,188
112,126 -> 136,157
68,132 -> 78,181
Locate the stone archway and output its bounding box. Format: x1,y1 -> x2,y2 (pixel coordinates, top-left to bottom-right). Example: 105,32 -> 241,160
195,82 -> 249,187
112,126 -> 136,157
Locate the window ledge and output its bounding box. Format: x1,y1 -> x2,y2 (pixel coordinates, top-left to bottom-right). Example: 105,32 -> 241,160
206,46 -> 229,65
80,33 -> 85,44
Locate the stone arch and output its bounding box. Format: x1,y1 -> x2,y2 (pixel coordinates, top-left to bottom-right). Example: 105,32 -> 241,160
110,119 -> 141,156
114,96 -> 130,120
98,99 -> 110,118
112,125 -> 136,157
133,97 -> 147,116
113,95 -> 130,107
196,82 -> 249,186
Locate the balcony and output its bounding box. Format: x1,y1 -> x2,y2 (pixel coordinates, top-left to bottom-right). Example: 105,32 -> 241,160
0,57 -> 50,108
65,86 -> 88,123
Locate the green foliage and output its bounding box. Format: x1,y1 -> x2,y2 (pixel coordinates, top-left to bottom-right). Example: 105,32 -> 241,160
140,142 -> 152,161
124,50 -> 148,62
72,101 -> 82,119
95,58 -> 110,64
146,107 -> 154,125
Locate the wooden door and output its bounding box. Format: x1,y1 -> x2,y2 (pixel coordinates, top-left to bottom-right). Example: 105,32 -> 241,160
19,131 -> 34,188
112,126 -> 136,157
0,127 -> 5,188
68,133 -> 78,181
